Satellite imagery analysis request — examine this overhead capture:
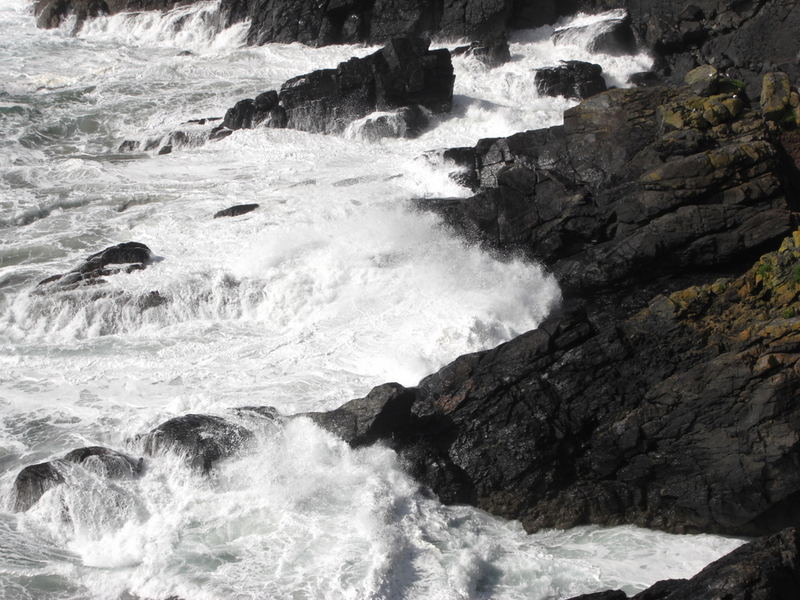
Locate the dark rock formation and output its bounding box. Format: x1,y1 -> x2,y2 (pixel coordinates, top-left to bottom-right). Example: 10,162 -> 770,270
13,446 -> 143,512
534,61 -> 606,100
418,82 -> 794,299
208,37 -> 452,139
452,35 -> 511,68
214,203 -> 259,218
310,233 -> 800,535
37,242 -> 154,290
348,105 -> 430,141
302,383 -> 416,447
141,414 -> 253,472
569,527 -> 800,600
551,13 -> 637,56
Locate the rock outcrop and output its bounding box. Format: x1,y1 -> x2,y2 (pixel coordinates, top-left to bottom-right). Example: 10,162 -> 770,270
534,61 -> 607,99
569,527 -> 800,600
37,242 -> 155,290
213,37 -> 453,138
13,446 -> 143,512
214,203 -> 259,218
140,414 -> 253,472
311,232 -> 800,535
418,81 -> 795,300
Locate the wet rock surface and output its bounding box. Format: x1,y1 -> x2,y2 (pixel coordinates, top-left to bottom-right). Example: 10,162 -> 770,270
314,233 -> 800,536
569,527 -> 800,600
12,446 -> 143,512
216,37 -> 453,138
37,242 -> 154,290
214,203 -> 259,218
141,414 -> 253,472
534,60 -> 607,100
418,83 -> 794,298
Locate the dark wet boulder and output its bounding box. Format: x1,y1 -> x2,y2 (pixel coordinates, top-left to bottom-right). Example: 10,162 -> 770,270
452,35 -> 511,68
534,61 -> 606,100
37,242 -> 154,290
628,71 -> 661,87
141,414 -> 253,472
551,13 -> 637,56
218,38 -> 453,137
214,203 -> 259,218
348,105 -> 430,141
12,446 -> 143,511
569,528 -> 800,600
12,462 -> 65,512
302,383 -> 416,447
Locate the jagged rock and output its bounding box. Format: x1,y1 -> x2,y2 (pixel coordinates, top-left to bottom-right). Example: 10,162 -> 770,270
534,61 -> 606,100
119,140 -> 140,152
141,414 -> 253,472
451,35 -> 511,68
348,105 -> 430,141
13,446 -> 143,512
301,383 -> 416,447
38,242 -> 154,290
315,234 -> 800,536
683,64 -> 719,96
628,71 -> 661,87
417,84 -> 793,297
569,528 -> 800,600
216,38 -> 452,137
214,203 -> 259,218
551,14 -> 637,56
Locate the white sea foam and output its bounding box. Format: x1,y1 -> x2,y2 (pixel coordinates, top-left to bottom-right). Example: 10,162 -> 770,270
0,2 -> 743,599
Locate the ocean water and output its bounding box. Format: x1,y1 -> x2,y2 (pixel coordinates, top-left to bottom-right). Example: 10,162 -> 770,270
0,2 -> 743,599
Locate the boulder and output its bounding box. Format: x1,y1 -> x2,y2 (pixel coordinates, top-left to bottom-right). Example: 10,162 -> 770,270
551,14 -> 637,56
301,383 -> 416,447
761,72 -> 793,121
214,203 -> 259,218
13,446 -> 143,512
347,105 -> 430,141
569,528 -> 800,600
141,414 -> 253,472
683,64 -> 719,96
534,61 -> 606,100
37,242 -> 154,290
451,35 -> 511,68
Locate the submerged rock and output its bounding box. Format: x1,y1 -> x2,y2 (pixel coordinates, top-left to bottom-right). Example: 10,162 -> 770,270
214,204 -> 259,218
534,61 -> 606,99
37,242 -> 154,290
141,414 -> 253,472
13,446 -> 143,512
569,527 -> 800,600
347,105 -> 430,141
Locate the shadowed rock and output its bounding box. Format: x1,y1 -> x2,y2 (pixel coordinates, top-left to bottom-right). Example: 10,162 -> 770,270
141,414 -> 253,472
13,446 -> 143,512
534,61 -> 606,99
214,204 -> 259,218
37,242 -> 154,290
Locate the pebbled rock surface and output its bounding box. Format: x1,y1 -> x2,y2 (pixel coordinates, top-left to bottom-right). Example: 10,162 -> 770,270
569,527 -> 800,600
418,82 -> 796,299
141,414 -> 253,472
12,446 -> 143,512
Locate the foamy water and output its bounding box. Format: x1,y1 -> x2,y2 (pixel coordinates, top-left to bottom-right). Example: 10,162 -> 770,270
0,1 -> 742,599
